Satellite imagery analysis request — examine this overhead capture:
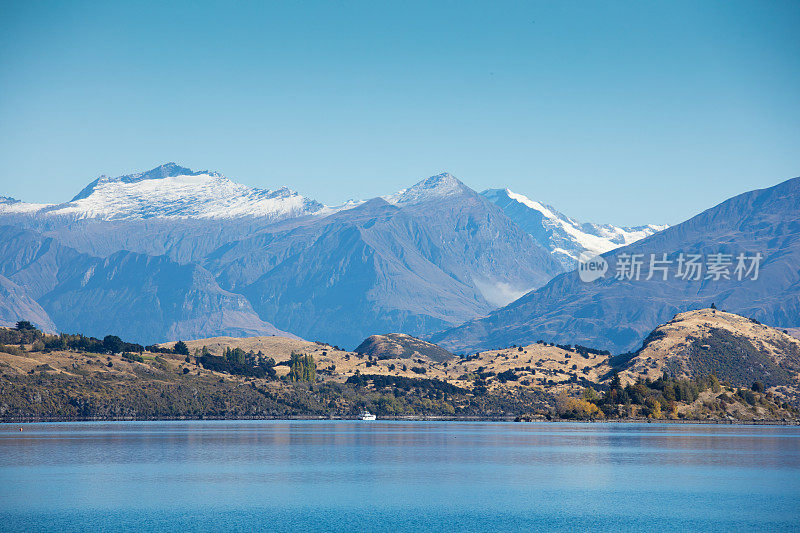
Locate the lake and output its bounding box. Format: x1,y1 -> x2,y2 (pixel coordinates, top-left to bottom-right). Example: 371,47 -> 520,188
1,421 -> 799,531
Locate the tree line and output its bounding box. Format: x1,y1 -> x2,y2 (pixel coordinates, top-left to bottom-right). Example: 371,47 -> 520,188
0,321 -> 190,357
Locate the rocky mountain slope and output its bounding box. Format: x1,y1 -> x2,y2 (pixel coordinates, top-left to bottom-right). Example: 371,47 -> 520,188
0,226 -> 293,344
0,276 -> 56,332
432,176 -> 800,354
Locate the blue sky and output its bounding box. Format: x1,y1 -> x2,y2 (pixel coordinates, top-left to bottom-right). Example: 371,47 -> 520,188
0,1 -> 798,225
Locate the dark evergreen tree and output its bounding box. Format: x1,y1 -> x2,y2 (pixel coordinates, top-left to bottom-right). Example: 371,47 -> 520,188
103,335 -> 124,354
173,340 -> 190,356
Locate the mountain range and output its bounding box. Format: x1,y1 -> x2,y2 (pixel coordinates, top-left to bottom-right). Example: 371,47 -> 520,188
0,163 -> 626,346
2,162 -> 795,353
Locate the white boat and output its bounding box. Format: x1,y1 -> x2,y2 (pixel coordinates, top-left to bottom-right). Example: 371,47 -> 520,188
359,410 -> 376,421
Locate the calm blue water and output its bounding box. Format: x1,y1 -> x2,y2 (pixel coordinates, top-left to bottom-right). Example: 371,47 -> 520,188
1,421 -> 799,532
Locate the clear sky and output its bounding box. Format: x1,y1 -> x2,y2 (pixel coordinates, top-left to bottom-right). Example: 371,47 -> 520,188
0,1 -> 798,225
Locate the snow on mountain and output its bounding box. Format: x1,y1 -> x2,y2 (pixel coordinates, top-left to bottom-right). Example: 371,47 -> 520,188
2,163 -> 338,222
383,173 -> 469,205
0,196 -> 51,214
482,188 -> 667,269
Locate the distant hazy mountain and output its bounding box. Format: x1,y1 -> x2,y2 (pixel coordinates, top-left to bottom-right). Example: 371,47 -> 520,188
0,165 -> 562,346
432,176 -> 800,354
209,173 -> 563,346
482,188 -> 667,269
0,225 -> 295,344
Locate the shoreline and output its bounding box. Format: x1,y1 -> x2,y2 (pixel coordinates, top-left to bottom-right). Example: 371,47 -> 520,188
2,415 -> 798,426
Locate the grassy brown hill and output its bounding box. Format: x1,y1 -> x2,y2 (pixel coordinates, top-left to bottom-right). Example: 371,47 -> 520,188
354,333 -> 455,362
618,309 -> 800,397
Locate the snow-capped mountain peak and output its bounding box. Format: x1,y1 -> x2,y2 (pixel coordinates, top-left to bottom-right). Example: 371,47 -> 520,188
69,162 -> 216,202
384,172 -> 470,205
482,188 -> 668,269
12,163 -> 331,222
